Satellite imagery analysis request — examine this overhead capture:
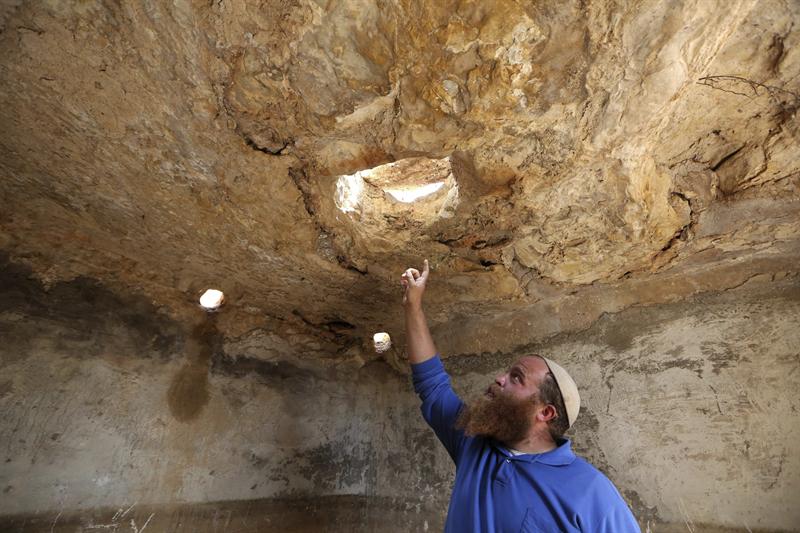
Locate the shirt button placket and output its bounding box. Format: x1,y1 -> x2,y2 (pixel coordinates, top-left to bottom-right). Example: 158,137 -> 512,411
494,456 -> 513,485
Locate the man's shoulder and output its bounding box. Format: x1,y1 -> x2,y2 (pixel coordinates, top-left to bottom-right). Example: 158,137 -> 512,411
563,456 -> 640,531
569,455 -> 605,475
562,456 -> 625,497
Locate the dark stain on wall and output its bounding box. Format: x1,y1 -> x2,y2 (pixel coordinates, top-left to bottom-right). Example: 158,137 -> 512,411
634,356 -> 705,377
167,317 -> 220,422
250,451 -> 270,469
211,354 -> 314,385
571,406 -> 615,476
209,350 -> 399,389
0,253 -> 183,366
622,488 -> 660,526
0,379 -> 13,399
700,341 -> 748,375
291,441 -> 375,492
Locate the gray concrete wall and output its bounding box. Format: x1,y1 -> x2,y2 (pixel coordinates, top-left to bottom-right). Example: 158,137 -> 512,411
0,258 -> 448,531
443,277 -> 800,532
1,259 -> 798,531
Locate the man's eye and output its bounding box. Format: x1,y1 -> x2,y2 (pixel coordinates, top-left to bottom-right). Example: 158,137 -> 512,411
511,375 -> 520,383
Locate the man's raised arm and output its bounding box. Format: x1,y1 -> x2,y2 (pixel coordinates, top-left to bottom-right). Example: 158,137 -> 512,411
402,259 -> 467,461
401,259 -> 437,364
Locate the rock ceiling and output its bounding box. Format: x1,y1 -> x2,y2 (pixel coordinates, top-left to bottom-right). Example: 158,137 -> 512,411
1,0 -> 798,371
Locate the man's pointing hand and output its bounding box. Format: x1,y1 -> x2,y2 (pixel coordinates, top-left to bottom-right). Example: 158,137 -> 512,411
401,259 -> 430,308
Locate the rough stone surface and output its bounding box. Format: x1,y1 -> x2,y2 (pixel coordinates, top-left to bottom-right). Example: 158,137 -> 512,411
0,0 -> 798,366
1,0 -> 799,531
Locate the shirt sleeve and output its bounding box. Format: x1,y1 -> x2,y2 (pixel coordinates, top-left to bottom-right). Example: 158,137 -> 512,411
592,478 -> 642,533
411,355 -> 468,463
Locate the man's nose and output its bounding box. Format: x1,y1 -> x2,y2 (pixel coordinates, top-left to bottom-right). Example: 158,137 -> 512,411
494,374 -> 506,387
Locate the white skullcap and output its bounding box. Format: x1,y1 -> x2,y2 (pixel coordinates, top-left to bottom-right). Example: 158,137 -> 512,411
542,357 -> 580,428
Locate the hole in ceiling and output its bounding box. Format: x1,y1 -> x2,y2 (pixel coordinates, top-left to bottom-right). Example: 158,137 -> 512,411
199,289 -> 225,310
333,156 -> 459,216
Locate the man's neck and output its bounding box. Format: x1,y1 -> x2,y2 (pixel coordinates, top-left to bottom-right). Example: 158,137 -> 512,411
505,434 -> 558,454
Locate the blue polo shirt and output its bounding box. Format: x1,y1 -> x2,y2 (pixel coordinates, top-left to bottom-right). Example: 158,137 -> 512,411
412,355 -> 640,532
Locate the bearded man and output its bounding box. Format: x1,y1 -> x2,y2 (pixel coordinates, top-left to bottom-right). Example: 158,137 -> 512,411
401,260 -> 640,532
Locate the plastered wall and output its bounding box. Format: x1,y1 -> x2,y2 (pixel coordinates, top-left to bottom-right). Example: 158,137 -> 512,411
1,260 -> 798,532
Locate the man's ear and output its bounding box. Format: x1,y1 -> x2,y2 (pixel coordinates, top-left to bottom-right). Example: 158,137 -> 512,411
536,404 -> 557,423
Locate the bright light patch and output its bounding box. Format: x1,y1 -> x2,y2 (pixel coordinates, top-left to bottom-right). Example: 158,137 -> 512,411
385,181 -> 445,203
335,171 -> 365,213
199,289 -> 224,310
373,332 -> 392,353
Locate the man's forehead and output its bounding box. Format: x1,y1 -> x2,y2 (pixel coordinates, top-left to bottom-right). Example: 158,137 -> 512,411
513,355 -> 549,375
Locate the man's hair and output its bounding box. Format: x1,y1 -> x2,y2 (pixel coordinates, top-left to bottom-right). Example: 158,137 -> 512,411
538,371 -> 570,442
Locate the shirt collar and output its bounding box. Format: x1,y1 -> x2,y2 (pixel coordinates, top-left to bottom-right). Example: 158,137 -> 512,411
492,438 -> 576,466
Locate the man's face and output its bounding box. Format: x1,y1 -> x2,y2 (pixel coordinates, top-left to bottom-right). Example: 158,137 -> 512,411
456,356 -> 551,444
486,355 -> 550,402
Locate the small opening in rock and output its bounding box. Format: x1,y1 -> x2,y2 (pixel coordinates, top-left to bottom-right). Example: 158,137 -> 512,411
373,332 -> 391,353
334,156 -> 458,216
199,289 -> 224,310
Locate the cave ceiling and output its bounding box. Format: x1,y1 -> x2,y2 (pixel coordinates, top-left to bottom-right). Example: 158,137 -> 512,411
1,0 -> 798,370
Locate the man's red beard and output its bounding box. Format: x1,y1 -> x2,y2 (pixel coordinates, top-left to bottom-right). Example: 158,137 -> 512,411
455,384 -> 537,445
